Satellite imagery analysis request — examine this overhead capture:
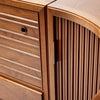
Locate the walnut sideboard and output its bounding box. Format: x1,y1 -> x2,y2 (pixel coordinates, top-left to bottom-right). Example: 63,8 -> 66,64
0,0 -> 100,100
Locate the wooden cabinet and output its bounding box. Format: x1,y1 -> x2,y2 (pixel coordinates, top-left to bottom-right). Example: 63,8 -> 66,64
0,0 -> 99,100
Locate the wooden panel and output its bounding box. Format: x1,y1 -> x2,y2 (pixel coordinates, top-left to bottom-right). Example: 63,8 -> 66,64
92,36 -> 99,97
0,31 -> 41,88
54,17 -> 100,100
0,63 -> 41,88
0,35 -> 40,56
97,40 -> 100,92
0,76 -> 42,100
0,45 -> 40,70
0,17 -> 39,38
0,28 -> 39,46
88,32 -> 95,100
0,57 -> 41,78
0,44 -> 41,87
62,19 -> 67,100
74,23 -> 80,100
67,20 -> 73,100
55,17 -> 62,100
0,13 -> 38,27
79,26 -> 84,100
0,4 -> 38,21
84,29 -> 90,100
0,5 -> 42,88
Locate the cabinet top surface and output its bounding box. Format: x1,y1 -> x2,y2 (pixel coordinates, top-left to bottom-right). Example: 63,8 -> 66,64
14,0 -> 54,5
49,0 -> 100,27
0,0 -> 55,11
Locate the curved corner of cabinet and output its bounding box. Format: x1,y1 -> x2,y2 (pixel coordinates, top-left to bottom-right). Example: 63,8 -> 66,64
47,7 -> 100,100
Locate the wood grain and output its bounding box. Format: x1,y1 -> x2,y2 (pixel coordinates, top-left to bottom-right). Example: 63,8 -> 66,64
92,36 -> 99,97
0,17 -> 39,38
92,91 -> 100,100
47,8 -> 100,38
0,76 -> 42,100
0,4 -> 38,21
88,32 -> 94,100
97,39 -> 100,92
0,35 -> 40,56
0,64 -> 41,88
79,26 -> 84,100
0,57 -> 41,78
53,17 -> 100,100
74,23 -> 79,100
0,45 -> 40,70
49,0 -> 100,28
0,29 -> 39,46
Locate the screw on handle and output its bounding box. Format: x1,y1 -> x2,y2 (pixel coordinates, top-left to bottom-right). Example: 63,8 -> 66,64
21,26 -> 27,35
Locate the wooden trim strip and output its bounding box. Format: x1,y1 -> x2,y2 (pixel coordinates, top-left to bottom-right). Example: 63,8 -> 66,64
0,35 -> 40,56
0,12 -> 38,24
83,29 -> 90,100
97,39 -> 100,91
79,26 -> 85,100
88,32 -> 95,100
0,1 -> 43,12
92,36 -> 99,97
48,8 -> 100,38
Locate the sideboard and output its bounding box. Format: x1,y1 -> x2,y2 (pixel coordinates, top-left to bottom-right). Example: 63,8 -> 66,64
0,0 -> 99,100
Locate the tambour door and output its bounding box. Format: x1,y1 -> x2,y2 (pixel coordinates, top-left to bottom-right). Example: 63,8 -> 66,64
54,16 -> 100,100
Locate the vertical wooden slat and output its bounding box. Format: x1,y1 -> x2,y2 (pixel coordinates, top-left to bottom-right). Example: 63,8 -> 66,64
83,29 -> 90,100
74,23 -> 79,100
64,20 -> 68,100
70,21 -> 74,100
56,61 -> 60,100
59,18 -> 62,100
77,24 -> 80,100
62,18 -> 65,100
55,17 -> 60,100
47,10 -> 56,100
87,30 -> 90,100
82,27 -> 85,100
88,32 -> 94,100
79,26 -> 84,100
97,39 -> 100,91
62,19 -> 68,100
68,21 -> 73,100
73,22 -> 77,100
73,22 -> 76,100
56,17 -> 62,100
68,20 -> 71,100
54,17 -> 100,100
92,35 -> 99,97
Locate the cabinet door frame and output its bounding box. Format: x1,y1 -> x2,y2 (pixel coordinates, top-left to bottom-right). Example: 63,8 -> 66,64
39,7 -> 49,100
